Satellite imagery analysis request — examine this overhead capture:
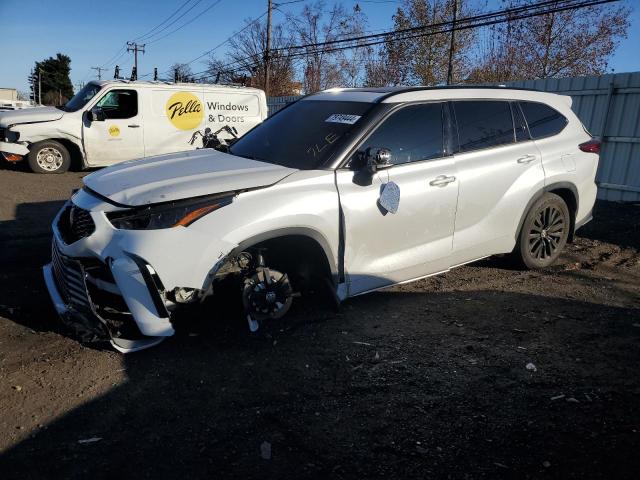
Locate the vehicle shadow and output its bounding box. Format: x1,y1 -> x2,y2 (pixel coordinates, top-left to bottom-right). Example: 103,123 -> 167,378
1,288 -> 639,480
577,201 -> 640,250
0,200 -> 68,335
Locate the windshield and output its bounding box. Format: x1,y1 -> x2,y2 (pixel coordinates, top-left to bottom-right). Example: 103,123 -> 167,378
60,83 -> 102,112
229,100 -> 374,169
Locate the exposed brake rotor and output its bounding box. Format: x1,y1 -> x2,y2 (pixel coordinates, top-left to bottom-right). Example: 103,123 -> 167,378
242,268 -> 293,329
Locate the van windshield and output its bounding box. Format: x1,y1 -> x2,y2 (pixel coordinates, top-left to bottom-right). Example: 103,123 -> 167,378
229,100 -> 374,170
60,83 -> 102,112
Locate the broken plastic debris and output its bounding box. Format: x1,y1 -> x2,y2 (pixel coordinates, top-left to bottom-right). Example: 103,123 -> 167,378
550,394 -> 565,401
525,362 -> 537,372
78,437 -> 102,444
353,341 -> 372,346
260,441 -> 272,460
247,315 -> 259,332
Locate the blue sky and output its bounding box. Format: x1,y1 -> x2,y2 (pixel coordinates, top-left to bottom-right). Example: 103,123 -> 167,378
1,0 -> 639,94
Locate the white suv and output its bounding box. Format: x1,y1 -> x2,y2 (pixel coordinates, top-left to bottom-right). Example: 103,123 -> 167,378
43,86 -> 600,352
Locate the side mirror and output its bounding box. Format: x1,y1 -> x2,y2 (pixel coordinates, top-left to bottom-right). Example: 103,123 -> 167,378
89,106 -> 106,122
366,147 -> 393,173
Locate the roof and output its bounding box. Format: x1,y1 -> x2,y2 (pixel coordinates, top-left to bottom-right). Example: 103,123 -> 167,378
89,79 -> 262,92
303,85 -> 570,105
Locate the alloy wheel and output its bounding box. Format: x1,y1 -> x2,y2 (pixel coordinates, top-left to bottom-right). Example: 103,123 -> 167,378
528,205 -> 565,260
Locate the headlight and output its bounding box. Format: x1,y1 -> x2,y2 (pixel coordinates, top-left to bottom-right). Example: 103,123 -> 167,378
106,194 -> 234,230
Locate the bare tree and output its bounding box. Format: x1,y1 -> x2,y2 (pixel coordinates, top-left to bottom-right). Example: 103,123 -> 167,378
289,1 -> 354,93
365,0 -> 476,86
206,57 -> 246,85
334,4 -> 371,87
469,1 -> 631,82
212,18 -> 297,96
364,7 -> 414,87
171,63 -> 194,82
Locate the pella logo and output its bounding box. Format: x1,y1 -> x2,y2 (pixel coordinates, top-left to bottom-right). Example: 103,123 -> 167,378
165,92 -> 204,130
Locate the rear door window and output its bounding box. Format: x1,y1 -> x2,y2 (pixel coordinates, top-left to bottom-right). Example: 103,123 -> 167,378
453,101 -> 515,153
519,101 -> 568,139
355,103 -> 445,166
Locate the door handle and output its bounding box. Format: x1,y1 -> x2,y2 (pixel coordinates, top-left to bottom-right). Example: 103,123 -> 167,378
429,175 -> 456,187
128,124 -> 140,128
517,154 -> 537,164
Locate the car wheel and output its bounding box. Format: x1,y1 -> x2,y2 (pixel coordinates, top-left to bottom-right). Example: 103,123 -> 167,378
27,140 -> 71,174
517,193 -> 570,269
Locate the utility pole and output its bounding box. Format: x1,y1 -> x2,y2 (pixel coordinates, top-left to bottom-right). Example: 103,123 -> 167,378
126,41 -> 146,80
264,0 -> 273,97
91,66 -> 106,80
38,68 -> 42,105
446,0 -> 457,85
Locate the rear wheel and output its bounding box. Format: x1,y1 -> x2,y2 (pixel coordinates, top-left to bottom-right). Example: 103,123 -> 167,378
516,193 -> 570,269
27,140 -> 71,174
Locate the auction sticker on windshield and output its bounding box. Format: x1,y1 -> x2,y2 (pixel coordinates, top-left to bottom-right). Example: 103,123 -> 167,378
325,114 -> 361,124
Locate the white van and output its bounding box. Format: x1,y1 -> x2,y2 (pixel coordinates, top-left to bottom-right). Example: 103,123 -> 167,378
0,80 -> 267,173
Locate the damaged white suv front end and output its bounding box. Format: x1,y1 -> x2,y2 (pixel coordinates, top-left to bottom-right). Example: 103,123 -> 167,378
43,148 -> 301,352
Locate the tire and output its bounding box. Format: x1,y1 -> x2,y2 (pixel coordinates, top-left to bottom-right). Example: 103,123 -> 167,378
516,193 -> 571,269
27,140 -> 71,174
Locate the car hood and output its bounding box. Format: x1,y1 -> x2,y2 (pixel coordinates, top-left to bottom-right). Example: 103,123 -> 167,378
83,149 -> 297,206
0,106 -> 64,126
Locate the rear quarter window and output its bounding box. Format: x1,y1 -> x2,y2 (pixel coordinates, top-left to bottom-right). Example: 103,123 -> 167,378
519,101 -> 568,139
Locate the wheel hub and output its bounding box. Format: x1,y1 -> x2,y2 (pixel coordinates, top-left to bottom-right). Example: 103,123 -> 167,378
37,147 -> 63,171
242,268 -> 293,322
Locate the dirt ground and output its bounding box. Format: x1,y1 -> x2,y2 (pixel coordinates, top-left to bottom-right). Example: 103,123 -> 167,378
0,163 -> 639,479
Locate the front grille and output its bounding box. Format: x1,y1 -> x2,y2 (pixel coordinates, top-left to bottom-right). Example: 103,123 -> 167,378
51,240 -> 91,308
57,205 -> 96,244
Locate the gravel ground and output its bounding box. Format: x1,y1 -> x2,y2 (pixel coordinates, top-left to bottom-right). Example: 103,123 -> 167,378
0,164 -> 639,479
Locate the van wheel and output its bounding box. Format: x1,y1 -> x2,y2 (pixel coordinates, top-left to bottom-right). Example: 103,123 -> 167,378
27,140 -> 71,174
516,193 -> 570,269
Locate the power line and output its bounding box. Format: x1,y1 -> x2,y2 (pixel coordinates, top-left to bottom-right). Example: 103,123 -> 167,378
99,44 -> 127,69
133,0 -> 195,41
90,66 -> 107,80
145,0 -> 224,45
273,0 -> 615,53
204,0 -> 603,81
139,0 -> 205,42
142,0 -> 620,85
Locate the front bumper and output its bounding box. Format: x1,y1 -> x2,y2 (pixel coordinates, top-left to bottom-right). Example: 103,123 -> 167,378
44,217 -> 174,353
44,262 -> 165,352
43,187 -> 237,352
0,141 -> 29,158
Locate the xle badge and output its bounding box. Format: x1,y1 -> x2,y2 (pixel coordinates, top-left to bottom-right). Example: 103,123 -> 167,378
379,181 -> 400,214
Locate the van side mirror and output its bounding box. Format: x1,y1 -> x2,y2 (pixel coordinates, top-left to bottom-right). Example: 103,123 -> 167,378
366,147 -> 393,173
89,106 -> 106,122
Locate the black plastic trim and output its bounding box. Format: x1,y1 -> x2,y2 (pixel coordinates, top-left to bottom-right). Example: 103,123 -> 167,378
123,253 -> 170,319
